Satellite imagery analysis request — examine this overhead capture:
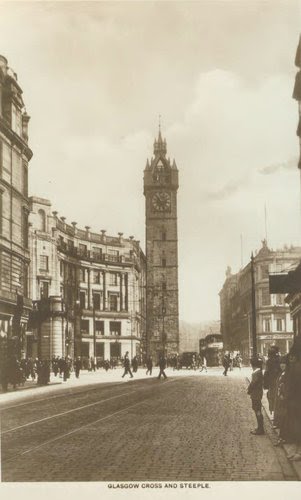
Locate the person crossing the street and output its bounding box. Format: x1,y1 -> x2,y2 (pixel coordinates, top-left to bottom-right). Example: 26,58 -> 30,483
199,355 -> 207,373
158,353 -> 167,380
122,351 -> 133,379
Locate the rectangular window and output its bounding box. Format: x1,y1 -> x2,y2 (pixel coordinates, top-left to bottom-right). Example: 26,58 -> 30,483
67,239 -> 74,250
12,104 -> 22,136
2,141 -> 11,173
93,292 -> 101,310
109,273 -> 118,286
60,260 -> 63,276
93,270 -> 101,284
39,255 -> 49,271
109,294 -> 118,311
261,265 -> 269,280
92,247 -> 102,260
80,320 -> 89,335
276,294 -> 284,305
108,249 -> 119,262
109,321 -> 121,336
23,163 -> 28,197
162,230 -> 166,241
263,318 -> 271,333
79,243 -> 87,256
40,281 -> 49,299
22,209 -> 28,248
162,258 -> 166,267
79,268 -> 86,282
95,321 -> 104,335
276,318 -> 283,332
96,342 -> 104,357
79,291 -> 86,309
261,288 -> 271,306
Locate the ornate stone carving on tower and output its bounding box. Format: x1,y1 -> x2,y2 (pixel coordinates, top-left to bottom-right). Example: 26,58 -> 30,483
144,127 -> 179,359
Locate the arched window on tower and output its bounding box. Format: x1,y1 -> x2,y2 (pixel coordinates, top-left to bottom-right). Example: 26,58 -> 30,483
37,209 -> 46,232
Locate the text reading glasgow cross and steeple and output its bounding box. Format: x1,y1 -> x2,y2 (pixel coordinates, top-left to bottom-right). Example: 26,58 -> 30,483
143,127 -> 179,359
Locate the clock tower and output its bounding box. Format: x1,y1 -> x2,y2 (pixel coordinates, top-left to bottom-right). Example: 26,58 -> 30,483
144,128 -> 179,359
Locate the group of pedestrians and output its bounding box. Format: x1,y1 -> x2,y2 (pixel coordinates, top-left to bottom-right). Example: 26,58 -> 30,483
121,352 -> 168,380
222,351 -> 242,375
247,340 -> 301,462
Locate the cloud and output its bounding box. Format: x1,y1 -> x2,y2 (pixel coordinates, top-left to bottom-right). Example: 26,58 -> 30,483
258,157 -> 298,175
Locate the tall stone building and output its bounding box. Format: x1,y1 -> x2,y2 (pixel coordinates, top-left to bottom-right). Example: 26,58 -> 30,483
0,55 -> 32,361
28,197 -> 146,361
144,129 -> 179,359
220,240 -> 301,360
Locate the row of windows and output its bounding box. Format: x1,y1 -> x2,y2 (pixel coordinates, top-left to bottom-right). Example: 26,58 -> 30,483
263,318 -> 285,333
260,291 -> 285,306
80,320 -> 121,336
0,139 -> 28,196
59,236 -> 120,258
0,190 -> 28,247
79,291 -> 120,311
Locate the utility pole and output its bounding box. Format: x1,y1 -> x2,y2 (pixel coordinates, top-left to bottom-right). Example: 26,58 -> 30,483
162,291 -> 166,357
250,253 -> 257,358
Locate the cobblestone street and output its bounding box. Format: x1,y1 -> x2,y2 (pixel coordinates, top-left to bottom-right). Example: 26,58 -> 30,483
1,369 -> 298,482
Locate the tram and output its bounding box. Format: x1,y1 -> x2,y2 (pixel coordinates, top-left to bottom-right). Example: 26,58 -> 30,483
199,333 -> 223,366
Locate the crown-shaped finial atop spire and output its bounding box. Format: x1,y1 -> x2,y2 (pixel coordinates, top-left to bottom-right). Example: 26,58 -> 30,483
153,115 -> 167,156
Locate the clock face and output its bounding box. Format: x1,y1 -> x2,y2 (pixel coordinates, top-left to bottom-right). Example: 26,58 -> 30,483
151,192 -> 171,212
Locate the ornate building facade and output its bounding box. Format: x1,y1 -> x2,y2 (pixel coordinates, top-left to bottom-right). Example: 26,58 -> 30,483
220,241 -> 301,360
144,129 -> 179,359
28,197 -> 146,361
270,36 -> 301,340
0,55 -> 32,362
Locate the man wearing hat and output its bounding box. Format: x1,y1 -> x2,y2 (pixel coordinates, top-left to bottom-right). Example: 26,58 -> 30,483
247,357 -> 264,435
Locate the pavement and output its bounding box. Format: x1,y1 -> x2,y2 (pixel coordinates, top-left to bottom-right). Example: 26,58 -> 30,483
1,366 -> 299,482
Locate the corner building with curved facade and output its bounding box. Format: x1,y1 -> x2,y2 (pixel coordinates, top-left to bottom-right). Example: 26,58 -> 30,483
29,197 -> 146,362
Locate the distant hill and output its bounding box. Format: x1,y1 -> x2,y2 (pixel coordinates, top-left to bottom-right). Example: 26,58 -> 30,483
179,320 -> 221,353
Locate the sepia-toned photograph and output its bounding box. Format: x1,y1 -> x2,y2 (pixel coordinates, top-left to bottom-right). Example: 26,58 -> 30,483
0,0 -> 301,490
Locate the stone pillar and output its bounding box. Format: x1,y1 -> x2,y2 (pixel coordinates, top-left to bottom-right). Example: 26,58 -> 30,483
120,272 -> 124,311
125,273 -> 128,311
104,341 -> 110,360
103,271 -> 107,310
87,269 -> 91,309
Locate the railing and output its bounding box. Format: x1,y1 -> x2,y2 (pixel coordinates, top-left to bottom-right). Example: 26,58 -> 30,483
57,240 -> 140,267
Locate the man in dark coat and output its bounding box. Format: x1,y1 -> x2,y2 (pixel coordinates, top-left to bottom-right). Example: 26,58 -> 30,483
122,351 -> 133,378
146,356 -> 153,375
158,354 -> 167,379
222,352 -> 230,376
247,357 -> 264,435
74,357 -> 82,378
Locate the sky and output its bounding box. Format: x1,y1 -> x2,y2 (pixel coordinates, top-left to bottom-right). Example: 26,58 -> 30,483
0,0 -> 301,323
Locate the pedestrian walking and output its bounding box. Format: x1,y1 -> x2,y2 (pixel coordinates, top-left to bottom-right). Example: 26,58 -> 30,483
222,352 -> 230,376
132,356 -> 138,373
199,355 -> 207,373
122,351 -> 133,378
74,357 -> 82,379
158,354 -> 167,379
247,357 -> 264,435
146,356 -> 153,375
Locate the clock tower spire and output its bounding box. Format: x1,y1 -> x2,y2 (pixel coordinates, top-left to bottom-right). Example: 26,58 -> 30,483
143,127 -> 179,360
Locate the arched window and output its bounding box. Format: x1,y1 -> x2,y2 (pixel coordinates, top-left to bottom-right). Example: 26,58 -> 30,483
37,209 -> 46,232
